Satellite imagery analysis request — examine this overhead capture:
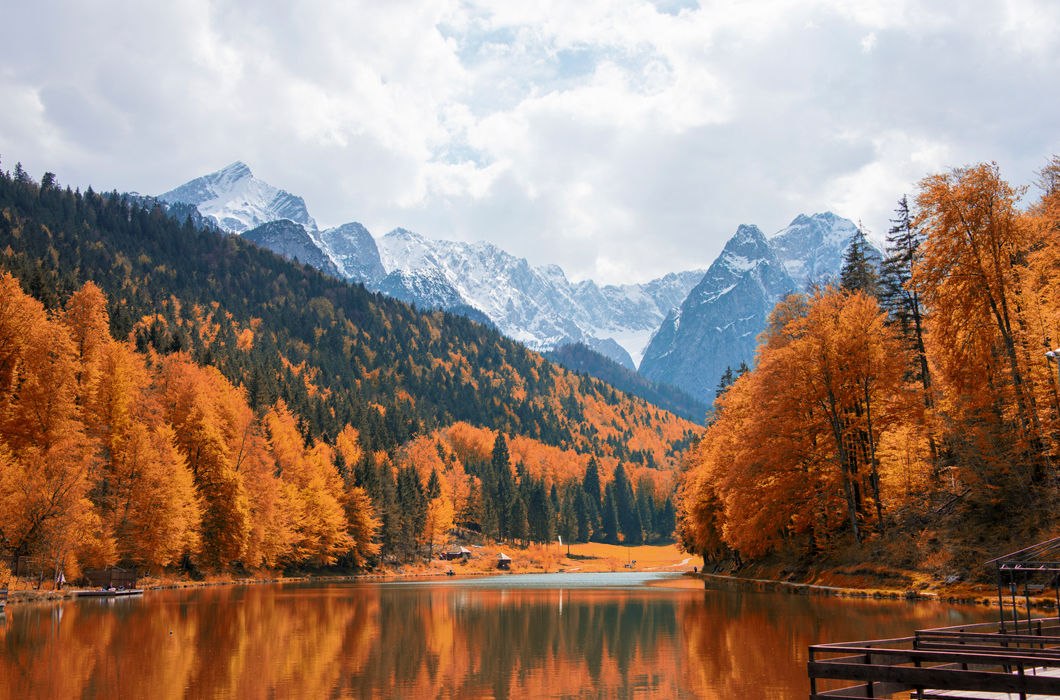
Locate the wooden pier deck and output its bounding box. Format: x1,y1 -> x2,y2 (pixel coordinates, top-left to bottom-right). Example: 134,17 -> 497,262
75,588 -> 144,598
808,619 -> 1060,698
810,537 -> 1060,699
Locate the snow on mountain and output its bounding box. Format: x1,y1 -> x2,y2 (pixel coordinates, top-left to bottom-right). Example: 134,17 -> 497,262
640,213 -> 872,405
158,163 -> 385,285
159,162 -> 316,234
316,222 -> 386,285
640,225 -> 795,403
770,212 -> 876,287
376,228 -> 703,369
158,163 -> 699,368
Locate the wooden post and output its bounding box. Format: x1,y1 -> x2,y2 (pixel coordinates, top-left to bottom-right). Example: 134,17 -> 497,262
998,566 -> 1008,633
1011,576 -> 1021,634
1024,578 -> 1032,633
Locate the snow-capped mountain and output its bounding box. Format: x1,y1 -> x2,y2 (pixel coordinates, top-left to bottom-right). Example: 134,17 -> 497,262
377,228 -> 704,369
158,163 -> 701,369
770,212 -> 861,287
158,163 -> 384,285
640,224 -> 796,404
316,222 -> 386,285
159,161 -> 317,234
640,213 -> 877,404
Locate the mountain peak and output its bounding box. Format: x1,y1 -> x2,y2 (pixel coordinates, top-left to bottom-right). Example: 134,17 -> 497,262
158,162 -> 315,234
385,227 -> 424,241
727,223 -> 767,247
769,212 -> 863,286
217,161 -> 253,180
715,224 -> 774,273
318,221 -> 386,284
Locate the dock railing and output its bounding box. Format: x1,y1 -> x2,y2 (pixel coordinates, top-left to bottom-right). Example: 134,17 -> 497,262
810,537 -> 1060,698
809,617 -> 1060,699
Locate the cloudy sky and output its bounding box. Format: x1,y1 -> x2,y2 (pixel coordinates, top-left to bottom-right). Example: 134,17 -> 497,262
2,1 -> 1058,284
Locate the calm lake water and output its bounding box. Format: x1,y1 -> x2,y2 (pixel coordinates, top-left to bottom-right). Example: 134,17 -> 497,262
0,572 -> 994,699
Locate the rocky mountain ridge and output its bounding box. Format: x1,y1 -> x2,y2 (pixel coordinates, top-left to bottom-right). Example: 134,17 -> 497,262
158,163 -> 704,369
640,214 -> 881,405
157,163 -> 874,407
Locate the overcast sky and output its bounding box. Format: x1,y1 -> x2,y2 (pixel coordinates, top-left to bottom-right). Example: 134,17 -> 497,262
2,1 -> 1058,284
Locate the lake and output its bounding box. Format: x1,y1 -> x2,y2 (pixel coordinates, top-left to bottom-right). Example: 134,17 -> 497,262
0,572 -> 993,698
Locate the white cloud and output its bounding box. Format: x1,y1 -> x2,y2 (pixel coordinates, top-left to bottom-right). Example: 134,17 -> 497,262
1,1 -> 1057,283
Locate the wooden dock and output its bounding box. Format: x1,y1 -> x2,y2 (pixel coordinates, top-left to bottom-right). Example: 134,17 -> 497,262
809,618 -> 1060,698
76,588 -> 144,598
810,537 -> 1060,699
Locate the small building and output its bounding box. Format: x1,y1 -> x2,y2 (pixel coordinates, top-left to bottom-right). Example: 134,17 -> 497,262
441,546 -> 472,562
496,553 -> 512,570
83,567 -> 139,589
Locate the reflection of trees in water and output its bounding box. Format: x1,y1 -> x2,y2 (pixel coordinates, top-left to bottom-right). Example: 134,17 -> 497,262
346,588 -> 684,698
0,582 -> 992,698
679,586 -> 992,697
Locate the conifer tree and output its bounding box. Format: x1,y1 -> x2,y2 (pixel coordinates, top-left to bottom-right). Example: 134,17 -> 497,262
582,456 -> 603,538
613,463 -> 642,545
879,195 -> 938,473
840,225 -> 879,296
601,483 -> 619,544
558,484 -> 579,551
395,465 -> 426,561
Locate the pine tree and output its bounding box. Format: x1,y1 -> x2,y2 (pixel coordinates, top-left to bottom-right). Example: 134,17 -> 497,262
613,463 -> 642,545
582,456 -> 603,538
714,367 -> 736,402
635,480 -> 655,541
509,496 -> 529,545
840,225 -> 879,296
573,487 -> 591,542
601,483 -> 619,544
395,465 -> 426,561
558,484 -> 579,552
879,195 -> 938,475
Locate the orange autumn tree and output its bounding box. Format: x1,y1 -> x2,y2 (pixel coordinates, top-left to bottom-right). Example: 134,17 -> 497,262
156,355 -> 254,569
263,401 -> 352,565
83,339 -> 202,568
0,274 -> 113,578
1023,156 -> 1060,464
915,162 -> 1054,488
335,424 -> 381,569
678,289 -> 912,559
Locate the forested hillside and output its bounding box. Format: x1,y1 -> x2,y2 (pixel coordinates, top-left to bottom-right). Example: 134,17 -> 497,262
0,165 -> 698,577
678,159 -> 1060,578
545,342 -> 709,422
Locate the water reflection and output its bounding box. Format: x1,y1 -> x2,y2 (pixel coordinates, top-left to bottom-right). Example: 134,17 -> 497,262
0,574 -> 992,699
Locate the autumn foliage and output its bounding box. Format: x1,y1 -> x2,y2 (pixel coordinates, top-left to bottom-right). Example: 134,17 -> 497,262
0,277 -> 682,579
679,159 -> 1060,572
0,275 -> 378,577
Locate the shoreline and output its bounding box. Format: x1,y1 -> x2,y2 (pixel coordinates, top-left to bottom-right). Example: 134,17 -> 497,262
3,568 -> 1008,610
691,570 -> 1059,611
5,545 -> 1051,612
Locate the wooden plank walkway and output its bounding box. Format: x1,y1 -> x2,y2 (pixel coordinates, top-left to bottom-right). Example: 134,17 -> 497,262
923,664 -> 1060,698
809,618 -> 1060,699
